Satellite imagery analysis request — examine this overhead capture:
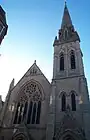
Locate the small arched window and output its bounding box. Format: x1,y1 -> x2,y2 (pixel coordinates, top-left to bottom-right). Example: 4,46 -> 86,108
61,94 -> 66,111
71,93 -> 76,111
60,53 -> 64,71
64,29 -> 68,40
70,51 -> 76,69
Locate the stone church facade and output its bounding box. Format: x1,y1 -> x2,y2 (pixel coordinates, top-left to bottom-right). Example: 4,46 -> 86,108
0,2 -> 90,140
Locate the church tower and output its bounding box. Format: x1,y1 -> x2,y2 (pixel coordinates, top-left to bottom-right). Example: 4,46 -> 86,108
46,2 -> 90,140
0,2 -> 90,140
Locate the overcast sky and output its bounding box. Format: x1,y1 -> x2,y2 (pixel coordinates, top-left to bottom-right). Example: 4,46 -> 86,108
0,0 -> 90,101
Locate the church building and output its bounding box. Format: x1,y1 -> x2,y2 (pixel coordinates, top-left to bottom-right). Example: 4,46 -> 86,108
0,2 -> 90,140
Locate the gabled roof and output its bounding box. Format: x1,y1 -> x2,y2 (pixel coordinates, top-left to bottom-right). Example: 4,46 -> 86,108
12,60 -> 50,91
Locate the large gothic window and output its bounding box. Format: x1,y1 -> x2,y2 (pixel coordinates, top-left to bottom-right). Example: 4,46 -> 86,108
70,51 -> 76,69
61,94 -> 66,111
71,93 -> 76,111
13,81 -> 43,125
60,53 -> 64,71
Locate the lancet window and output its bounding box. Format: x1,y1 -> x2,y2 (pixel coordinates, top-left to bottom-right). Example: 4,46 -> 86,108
61,93 -> 66,111
60,53 -> 64,71
71,92 -> 76,111
70,50 -> 76,69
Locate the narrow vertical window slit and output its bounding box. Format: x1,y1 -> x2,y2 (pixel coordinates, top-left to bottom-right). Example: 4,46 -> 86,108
36,101 -> 41,124
31,103 -> 37,124
70,51 -> 76,69
27,101 -> 33,124
60,53 -> 64,71
71,93 -> 76,111
23,102 -> 28,121
18,104 -> 23,124
13,102 -> 20,124
61,94 -> 66,111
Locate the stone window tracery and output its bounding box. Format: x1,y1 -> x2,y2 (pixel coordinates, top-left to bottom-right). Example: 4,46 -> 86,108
23,82 -> 42,101
13,81 -> 43,125
20,93 -> 28,102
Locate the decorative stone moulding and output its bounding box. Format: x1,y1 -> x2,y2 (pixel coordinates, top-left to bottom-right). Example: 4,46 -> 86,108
18,81 -> 45,102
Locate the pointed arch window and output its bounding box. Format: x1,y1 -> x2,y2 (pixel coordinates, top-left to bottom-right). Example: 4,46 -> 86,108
71,93 -> 76,111
61,94 -> 66,111
70,51 -> 76,69
60,53 -> 64,71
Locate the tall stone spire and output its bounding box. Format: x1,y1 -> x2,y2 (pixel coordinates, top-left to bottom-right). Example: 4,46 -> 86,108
61,2 -> 72,28
53,2 -> 80,46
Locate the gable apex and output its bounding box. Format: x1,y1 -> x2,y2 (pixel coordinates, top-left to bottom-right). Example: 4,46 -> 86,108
25,60 -> 43,76
12,61 -> 50,91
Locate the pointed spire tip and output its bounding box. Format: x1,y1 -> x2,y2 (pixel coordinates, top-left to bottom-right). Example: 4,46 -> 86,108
34,60 -> 36,64
61,1 -> 72,28
64,0 -> 67,9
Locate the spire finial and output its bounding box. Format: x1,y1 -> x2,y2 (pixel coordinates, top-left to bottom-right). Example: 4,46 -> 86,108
61,0 -> 72,28
64,0 -> 67,8
34,60 -> 36,64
